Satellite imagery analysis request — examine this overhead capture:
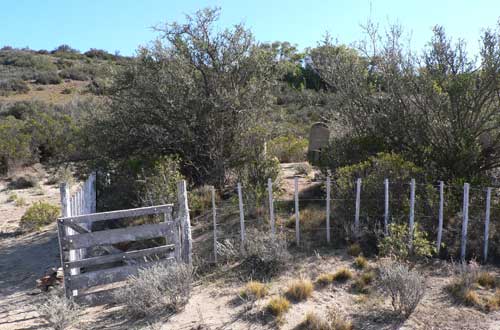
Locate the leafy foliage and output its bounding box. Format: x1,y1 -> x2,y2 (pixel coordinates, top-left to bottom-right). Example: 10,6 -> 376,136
378,223 -> 436,261
20,201 -> 60,231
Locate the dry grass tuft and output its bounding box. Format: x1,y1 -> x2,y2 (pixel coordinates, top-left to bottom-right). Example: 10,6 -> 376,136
485,290 -> 500,312
463,289 -> 481,306
286,279 -> 314,301
354,255 -> 368,269
240,281 -> 268,300
347,243 -> 362,257
300,308 -> 353,330
332,268 -> 353,282
315,273 -> 335,286
352,271 -> 376,293
267,296 -> 291,317
477,272 -> 496,288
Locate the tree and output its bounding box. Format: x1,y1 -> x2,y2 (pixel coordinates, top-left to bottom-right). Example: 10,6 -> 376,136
85,7 -> 280,188
315,23 -> 500,182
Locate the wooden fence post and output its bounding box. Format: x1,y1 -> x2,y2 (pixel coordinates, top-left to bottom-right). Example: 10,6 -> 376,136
326,176 -> 331,243
237,183 -> 245,252
409,178 -> 415,244
177,180 -> 192,265
60,182 -> 79,297
268,178 -> 275,237
461,183 -> 470,261
484,187 -> 492,263
89,172 -> 97,213
294,176 -> 300,246
354,178 -> 361,239
384,178 -> 389,236
437,181 -> 444,254
212,186 -> 218,264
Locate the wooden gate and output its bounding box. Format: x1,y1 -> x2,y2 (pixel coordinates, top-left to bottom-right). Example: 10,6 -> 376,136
57,179 -> 191,303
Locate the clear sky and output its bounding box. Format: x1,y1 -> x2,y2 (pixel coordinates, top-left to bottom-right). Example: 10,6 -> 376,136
1,0 -> 499,56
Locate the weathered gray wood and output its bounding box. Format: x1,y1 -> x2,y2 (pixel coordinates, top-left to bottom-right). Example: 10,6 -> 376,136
65,245 -> 175,269
484,187 -> 492,263
61,204 -> 173,225
268,178 -> 275,237
384,178 -> 389,236
177,180 -> 192,265
409,178 -> 415,244
57,218 -> 71,299
212,186 -> 218,263
89,172 -> 97,213
354,178 -> 361,238
237,182 -> 245,252
65,223 -> 171,249
461,183 -> 470,261
60,182 -> 79,297
294,176 -> 300,246
326,176 -> 331,243
437,181 -> 444,253
69,258 -> 174,290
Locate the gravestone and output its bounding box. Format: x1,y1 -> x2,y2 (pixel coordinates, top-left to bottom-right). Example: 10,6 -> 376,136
308,122 -> 330,164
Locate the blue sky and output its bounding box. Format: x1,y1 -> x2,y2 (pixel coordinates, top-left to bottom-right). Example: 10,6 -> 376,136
1,0 -> 499,56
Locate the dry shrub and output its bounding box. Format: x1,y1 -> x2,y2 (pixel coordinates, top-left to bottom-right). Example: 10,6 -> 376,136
37,291 -> 81,330
113,263 -> 193,318
378,261 -> 425,318
286,206 -> 324,230
240,281 -> 268,300
352,271 -> 376,294
316,273 -> 335,286
486,289 -> 500,311
267,296 -> 291,317
347,243 -> 362,257
241,228 -> 291,280
354,255 -> 368,269
20,201 -> 59,231
332,268 -> 353,282
446,260 -> 482,306
286,279 -> 314,301
295,162 -> 312,176
301,308 -> 353,330
477,272 -> 496,288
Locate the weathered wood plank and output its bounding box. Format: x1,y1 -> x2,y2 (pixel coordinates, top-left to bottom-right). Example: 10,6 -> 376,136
61,204 -> 174,225
64,223 -> 171,249
69,258 -> 174,290
65,245 -> 175,269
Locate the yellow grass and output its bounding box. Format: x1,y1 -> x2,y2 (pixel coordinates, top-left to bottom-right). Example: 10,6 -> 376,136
240,281 -> 268,300
286,279 -> 314,301
267,296 -> 291,317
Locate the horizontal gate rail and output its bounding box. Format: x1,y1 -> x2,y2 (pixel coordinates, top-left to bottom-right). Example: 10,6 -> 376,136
69,258 -> 175,290
63,222 -> 172,250
64,244 -> 175,269
60,204 -> 173,225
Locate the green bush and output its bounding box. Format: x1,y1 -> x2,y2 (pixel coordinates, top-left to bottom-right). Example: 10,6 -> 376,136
20,201 -> 60,231
268,135 -> 308,163
0,116 -> 31,173
59,66 -> 90,81
378,223 -> 436,261
138,156 -> 184,206
333,153 -> 435,246
35,71 -> 61,85
0,78 -> 29,94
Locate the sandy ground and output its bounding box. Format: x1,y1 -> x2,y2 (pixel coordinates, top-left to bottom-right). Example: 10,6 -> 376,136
2,163 -> 500,330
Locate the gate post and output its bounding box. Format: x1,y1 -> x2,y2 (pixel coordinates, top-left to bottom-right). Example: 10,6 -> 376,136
177,180 -> 192,265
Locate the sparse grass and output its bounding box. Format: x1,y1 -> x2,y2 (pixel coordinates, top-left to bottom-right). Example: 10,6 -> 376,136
486,290 -> 500,312
37,291 -> 81,330
354,255 -> 368,269
352,271 -> 376,293
287,206 -> 325,230
266,296 -> 290,317
463,289 -> 481,306
332,268 -> 353,282
15,196 -> 27,207
315,273 -> 335,286
477,272 -> 496,288
6,192 -> 18,203
347,243 -> 362,257
286,279 -> 314,301
300,308 -> 353,330
240,281 -> 268,300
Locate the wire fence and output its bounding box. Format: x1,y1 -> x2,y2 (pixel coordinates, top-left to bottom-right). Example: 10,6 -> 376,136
190,177 -> 500,266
